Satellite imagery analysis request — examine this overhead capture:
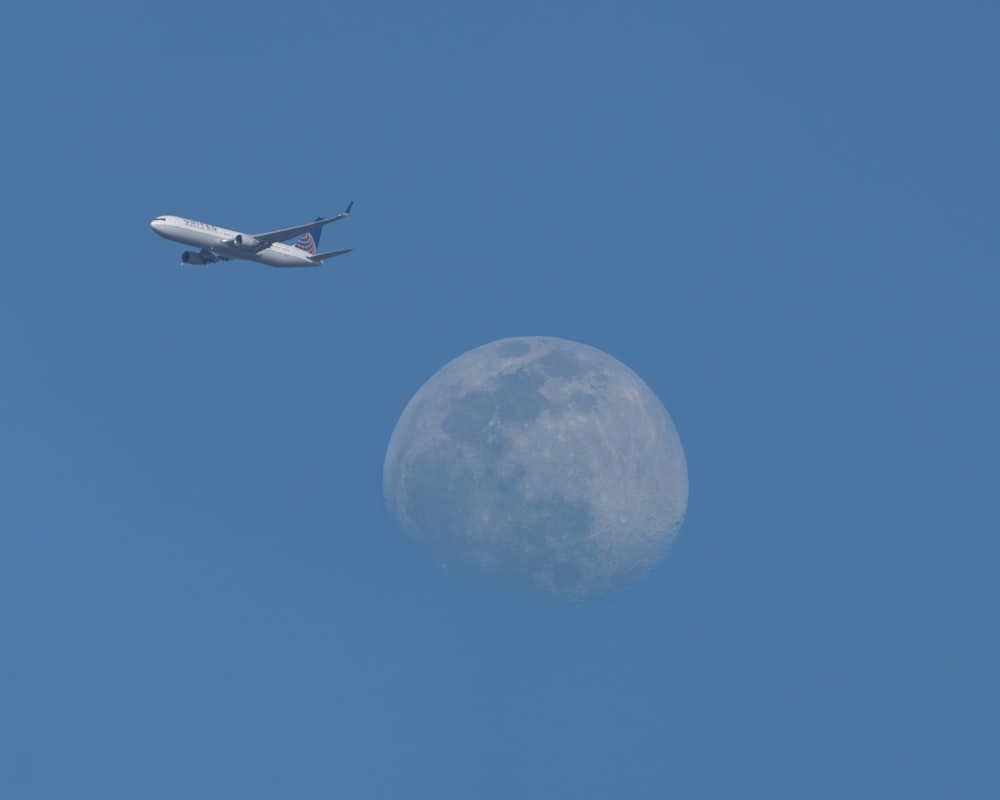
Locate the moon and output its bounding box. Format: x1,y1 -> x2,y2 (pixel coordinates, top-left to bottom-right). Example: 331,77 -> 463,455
382,336 -> 688,601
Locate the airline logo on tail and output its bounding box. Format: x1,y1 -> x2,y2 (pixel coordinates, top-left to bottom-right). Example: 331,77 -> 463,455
293,216 -> 325,255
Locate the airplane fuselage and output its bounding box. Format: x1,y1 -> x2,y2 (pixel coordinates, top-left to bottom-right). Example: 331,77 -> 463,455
150,215 -> 321,268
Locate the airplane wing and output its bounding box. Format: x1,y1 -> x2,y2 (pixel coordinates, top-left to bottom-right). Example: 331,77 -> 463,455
182,249 -> 227,265
250,202 -> 353,247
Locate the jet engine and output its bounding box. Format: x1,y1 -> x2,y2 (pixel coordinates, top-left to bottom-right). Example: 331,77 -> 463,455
181,251 -> 212,265
232,234 -> 260,249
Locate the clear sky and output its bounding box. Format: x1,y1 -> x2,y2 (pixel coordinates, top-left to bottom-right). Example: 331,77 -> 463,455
2,1 -> 998,797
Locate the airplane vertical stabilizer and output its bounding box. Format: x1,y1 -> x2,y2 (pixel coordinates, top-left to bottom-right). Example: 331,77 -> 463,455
293,216 -> 325,255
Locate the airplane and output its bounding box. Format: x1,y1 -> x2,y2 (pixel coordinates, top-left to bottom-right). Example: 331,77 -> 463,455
150,202 -> 353,268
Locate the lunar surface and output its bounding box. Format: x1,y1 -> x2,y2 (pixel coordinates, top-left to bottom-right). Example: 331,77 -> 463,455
383,336 -> 688,601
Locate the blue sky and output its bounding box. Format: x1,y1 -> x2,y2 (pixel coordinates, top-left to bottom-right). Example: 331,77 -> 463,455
2,1 -> 998,797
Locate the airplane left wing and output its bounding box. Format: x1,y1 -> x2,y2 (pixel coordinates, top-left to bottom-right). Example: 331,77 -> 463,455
250,202 -> 354,247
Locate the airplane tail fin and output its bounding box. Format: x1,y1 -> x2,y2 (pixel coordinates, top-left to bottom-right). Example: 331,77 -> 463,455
293,216 -> 325,255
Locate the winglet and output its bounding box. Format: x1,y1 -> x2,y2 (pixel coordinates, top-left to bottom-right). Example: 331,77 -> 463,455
344,201 -> 354,215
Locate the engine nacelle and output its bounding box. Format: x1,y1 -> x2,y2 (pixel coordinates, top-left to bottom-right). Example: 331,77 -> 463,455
233,234 -> 260,249
181,251 -> 211,265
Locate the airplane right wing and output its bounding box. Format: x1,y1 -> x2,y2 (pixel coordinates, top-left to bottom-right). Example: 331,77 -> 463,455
182,249 -> 223,265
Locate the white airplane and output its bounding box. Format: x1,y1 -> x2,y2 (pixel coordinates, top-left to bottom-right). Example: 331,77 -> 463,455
150,202 -> 353,268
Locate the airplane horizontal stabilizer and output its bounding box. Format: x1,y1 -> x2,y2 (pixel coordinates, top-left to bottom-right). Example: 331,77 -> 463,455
312,248 -> 353,262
